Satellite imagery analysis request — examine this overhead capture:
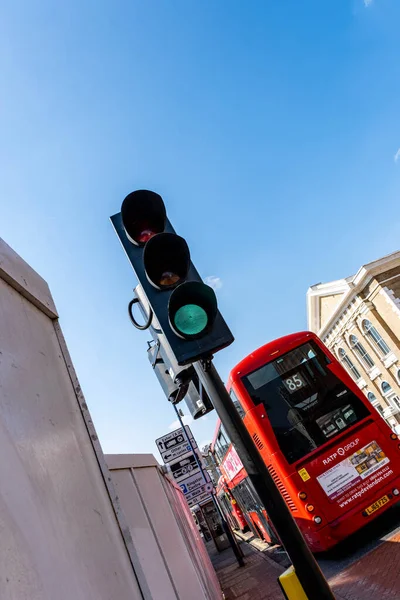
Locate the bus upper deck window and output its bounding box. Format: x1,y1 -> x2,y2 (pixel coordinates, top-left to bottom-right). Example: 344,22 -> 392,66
241,341 -> 370,463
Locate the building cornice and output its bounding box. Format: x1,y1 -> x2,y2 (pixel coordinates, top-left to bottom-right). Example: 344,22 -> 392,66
307,251 -> 400,340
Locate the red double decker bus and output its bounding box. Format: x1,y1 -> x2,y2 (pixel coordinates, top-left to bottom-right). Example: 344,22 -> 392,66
212,331 -> 400,552
213,436 -> 278,544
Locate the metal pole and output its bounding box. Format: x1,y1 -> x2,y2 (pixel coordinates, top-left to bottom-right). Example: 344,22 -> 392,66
194,360 -> 335,600
172,403 -> 245,567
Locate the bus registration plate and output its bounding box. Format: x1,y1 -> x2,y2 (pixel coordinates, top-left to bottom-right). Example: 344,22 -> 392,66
365,495 -> 389,516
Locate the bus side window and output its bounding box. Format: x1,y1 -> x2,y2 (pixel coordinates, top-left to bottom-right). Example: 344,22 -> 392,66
230,389 -> 246,419
214,429 -> 225,463
218,427 -> 230,456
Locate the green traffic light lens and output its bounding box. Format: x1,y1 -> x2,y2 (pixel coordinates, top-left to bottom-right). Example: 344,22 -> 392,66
174,304 -> 208,336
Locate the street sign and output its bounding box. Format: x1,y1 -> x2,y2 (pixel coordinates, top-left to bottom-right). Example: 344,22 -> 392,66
161,442 -> 194,464
178,471 -> 210,495
169,451 -> 200,483
156,426 -> 211,507
179,472 -> 211,499
185,481 -> 214,503
155,426 -> 197,463
187,490 -> 212,508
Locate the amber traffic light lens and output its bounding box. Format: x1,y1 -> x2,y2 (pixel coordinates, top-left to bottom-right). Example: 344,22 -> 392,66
144,233 -> 190,290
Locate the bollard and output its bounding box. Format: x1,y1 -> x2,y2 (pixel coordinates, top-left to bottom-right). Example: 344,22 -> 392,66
278,566 -> 309,600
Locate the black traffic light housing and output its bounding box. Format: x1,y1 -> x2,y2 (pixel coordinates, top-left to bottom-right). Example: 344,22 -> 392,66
111,189 -> 234,365
147,340 -> 214,419
184,376 -> 214,420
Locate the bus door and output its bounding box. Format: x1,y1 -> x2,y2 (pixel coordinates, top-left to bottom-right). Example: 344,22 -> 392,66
233,479 -> 275,543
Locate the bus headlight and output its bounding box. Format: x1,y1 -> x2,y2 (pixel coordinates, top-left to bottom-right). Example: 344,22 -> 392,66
393,488 -> 400,496
313,516 -> 322,525
306,504 -> 315,513
298,491 -> 307,501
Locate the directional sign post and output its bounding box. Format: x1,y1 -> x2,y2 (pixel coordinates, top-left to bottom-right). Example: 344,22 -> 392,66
179,472 -> 213,507
178,472 -> 210,496
156,426 -> 197,464
155,414 -> 244,566
170,405 -> 244,566
169,451 -> 200,483
188,490 -> 211,508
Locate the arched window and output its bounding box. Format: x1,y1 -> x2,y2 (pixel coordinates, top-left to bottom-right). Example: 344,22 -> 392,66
349,334 -> 375,369
362,319 -> 390,357
381,381 -> 400,411
367,392 -> 386,419
338,347 -> 361,380
381,381 -> 392,394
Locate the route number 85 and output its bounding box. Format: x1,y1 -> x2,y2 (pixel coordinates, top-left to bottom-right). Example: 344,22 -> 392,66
283,373 -> 305,393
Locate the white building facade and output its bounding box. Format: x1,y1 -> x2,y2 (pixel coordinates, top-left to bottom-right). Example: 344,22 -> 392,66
307,252 -> 400,433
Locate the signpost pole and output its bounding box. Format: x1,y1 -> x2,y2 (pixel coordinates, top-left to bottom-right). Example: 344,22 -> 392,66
194,360 -> 336,600
171,404 -> 244,567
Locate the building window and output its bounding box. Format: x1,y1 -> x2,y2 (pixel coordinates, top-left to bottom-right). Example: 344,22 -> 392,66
367,391 -> 387,420
349,334 -> 375,369
338,347 -> 361,380
381,381 -> 400,412
362,319 -> 390,357
376,404 -> 385,417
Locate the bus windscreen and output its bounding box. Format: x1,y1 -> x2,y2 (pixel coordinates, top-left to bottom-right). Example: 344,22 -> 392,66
241,342 -> 370,464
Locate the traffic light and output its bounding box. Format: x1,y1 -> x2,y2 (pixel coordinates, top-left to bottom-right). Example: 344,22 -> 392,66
111,189 -> 234,365
133,284 -> 214,419
184,377 -> 214,420
147,340 -> 214,419
147,341 -> 190,405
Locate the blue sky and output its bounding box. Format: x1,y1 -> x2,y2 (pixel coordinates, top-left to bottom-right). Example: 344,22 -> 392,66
1,0 -> 400,457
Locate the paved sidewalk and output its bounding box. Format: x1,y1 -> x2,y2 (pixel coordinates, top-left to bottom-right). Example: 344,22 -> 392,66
210,529 -> 400,600
209,538 -> 348,600
209,541 -> 285,600
329,529 -> 400,600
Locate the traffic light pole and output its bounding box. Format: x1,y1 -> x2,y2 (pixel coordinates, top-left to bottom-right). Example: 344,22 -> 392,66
171,403 -> 245,567
194,360 -> 335,600
111,191 -> 332,597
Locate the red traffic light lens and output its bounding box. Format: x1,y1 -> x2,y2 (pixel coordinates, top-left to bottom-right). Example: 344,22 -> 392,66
121,190 -> 166,246
136,226 -> 158,244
